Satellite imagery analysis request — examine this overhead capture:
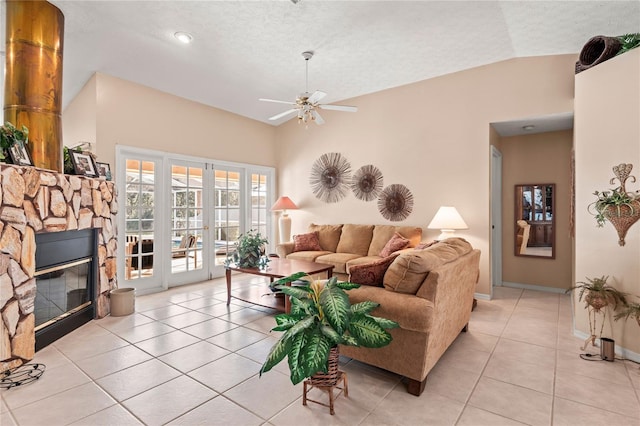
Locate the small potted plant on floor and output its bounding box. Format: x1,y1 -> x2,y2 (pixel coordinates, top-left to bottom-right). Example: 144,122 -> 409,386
614,298 -> 640,328
261,274 -> 398,386
566,276 -> 628,350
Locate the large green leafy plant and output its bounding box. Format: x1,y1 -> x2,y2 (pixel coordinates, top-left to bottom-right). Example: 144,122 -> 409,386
0,122 -> 29,162
261,274 -> 398,385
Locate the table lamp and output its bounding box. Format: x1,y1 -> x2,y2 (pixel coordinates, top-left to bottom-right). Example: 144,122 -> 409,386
427,206 -> 468,240
271,196 -> 298,243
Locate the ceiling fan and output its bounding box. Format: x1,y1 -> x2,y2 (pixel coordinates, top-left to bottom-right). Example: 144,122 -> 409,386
259,51 -> 357,125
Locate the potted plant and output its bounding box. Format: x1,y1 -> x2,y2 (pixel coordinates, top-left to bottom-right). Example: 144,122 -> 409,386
614,299 -> 640,328
260,273 -> 398,385
566,276 -> 628,349
0,122 -> 29,163
230,229 -> 268,268
567,276 -> 627,312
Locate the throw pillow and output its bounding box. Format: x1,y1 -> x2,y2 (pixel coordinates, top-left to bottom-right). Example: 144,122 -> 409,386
349,254 -> 399,287
379,232 -> 410,257
293,232 -> 323,252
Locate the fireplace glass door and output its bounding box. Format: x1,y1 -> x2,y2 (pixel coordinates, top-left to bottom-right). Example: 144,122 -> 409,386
35,259 -> 91,330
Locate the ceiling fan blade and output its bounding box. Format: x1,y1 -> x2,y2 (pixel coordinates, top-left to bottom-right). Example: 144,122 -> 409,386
259,98 -> 296,106
307,90 -> 327,104
318,104 -> 358,112
313,110 -> 325,125
268,109 -> 298,121
318,105 -> 358,112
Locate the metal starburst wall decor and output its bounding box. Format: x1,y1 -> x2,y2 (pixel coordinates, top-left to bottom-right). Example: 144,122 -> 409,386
351,164 -> 384,202
309,153 -> 352,203
378,184 -> 414,221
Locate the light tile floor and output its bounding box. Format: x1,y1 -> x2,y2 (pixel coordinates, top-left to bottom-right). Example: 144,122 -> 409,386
2,278 -> 639,425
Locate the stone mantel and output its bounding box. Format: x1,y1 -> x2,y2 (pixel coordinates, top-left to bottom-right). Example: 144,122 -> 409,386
0,164 -> 118,372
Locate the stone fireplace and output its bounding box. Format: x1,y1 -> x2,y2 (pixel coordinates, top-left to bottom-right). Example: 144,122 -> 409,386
0,164 -> 118,372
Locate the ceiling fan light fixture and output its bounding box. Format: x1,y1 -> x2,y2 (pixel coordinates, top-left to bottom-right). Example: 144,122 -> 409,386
174,32 -> 193,44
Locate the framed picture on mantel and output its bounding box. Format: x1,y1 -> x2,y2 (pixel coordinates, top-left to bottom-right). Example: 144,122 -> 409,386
70,151 -> 98,177
8,141 -> 33,166
96,162 -> 112,181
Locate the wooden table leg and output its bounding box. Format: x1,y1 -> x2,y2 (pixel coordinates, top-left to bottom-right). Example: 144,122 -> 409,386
226,268 -> 232,305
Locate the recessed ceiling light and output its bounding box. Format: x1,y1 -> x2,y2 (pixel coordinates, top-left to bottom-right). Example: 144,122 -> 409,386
522,125 -> 535,131
174,32 -> 193,44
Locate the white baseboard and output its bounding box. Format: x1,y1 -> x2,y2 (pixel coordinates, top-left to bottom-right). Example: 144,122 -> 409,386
474,292 -> 491,300
500,281 -> 568,294
573,329 -> 640,363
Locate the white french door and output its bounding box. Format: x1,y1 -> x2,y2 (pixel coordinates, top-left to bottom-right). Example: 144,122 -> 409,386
117,147 -> 275,292
167,160 -> 209,286
118,153 -> 165,295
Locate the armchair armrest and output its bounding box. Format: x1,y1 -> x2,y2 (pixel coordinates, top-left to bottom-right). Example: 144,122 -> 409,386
276,242 -> 295,258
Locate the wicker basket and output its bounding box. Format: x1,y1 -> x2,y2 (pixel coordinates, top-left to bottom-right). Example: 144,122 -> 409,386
575,35 -> 622,74
603,200 -> 640,246
302,346 -> 348,415
308,346 -> 340,387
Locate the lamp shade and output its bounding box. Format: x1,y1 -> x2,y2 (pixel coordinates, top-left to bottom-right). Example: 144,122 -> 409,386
271,196 -> 298,211
427,206 -> 468,230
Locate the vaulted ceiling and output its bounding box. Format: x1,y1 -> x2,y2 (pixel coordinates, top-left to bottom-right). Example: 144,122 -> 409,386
4,1 -> 640,126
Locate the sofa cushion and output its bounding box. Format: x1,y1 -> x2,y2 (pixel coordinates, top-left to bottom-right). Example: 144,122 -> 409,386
368,225 -> 423,256
346,285 -> 433,333
308,223 -> 343,252
315,252 -> 362,274
348,255 -> 399,287
383,238 -> 472,294
293,232 -> 322,252
336,224 -> 374,256
379,232 -> 410,257
286,250 -> 331,262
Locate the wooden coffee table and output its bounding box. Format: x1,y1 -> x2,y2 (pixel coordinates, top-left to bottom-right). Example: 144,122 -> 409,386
226,258 -> 334,313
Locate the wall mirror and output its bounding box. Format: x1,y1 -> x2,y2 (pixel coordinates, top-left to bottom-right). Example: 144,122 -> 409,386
515,184 -> 555,258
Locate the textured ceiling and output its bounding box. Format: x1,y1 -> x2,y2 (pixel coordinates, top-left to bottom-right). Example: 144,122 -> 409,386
3,1 -> 640,127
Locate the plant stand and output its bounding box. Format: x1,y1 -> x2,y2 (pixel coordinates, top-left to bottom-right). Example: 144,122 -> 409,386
302,347 -> 348,415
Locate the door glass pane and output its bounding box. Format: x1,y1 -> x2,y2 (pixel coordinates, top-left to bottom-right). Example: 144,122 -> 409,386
171,164 -> 203,274
125,159 -> 156,280
251,173 -> 269,246
214,170 -> 241,265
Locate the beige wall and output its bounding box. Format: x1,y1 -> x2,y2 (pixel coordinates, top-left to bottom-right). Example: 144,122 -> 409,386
499,130 -> 573,289
62,74 -> 97,149
64,73 -> 278,169
274,54 -> 577,296
575,49 -> 640,354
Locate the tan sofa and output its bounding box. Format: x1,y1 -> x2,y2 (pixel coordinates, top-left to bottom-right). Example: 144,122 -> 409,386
275,223 -> 423,278
277,228 -> 480,396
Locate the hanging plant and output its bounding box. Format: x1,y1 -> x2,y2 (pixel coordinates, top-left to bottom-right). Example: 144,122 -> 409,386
588,163 -> 640,246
